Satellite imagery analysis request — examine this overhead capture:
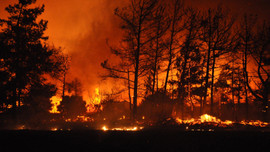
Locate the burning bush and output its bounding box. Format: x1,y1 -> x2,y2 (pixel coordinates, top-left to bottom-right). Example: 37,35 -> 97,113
96,99 -> 130,121
58,95 -> 86,119
139,92 -> 174,123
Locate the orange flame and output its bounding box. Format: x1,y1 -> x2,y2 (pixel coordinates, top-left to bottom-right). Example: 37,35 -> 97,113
101,126 -> 143,131
93,88 -> 101,105
175,114 -> 233,126
86,88 -> 102,113
49,96 -> 61,113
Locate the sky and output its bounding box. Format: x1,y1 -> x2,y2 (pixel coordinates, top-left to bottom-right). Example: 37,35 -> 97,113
0,0 -> 269,100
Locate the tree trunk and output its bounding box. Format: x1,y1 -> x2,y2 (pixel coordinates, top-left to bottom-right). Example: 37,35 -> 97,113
133,16 -> 142,120
243,15 -> 249,120
127,69 -> 132,117
164,1 -> 178,92
152,19 -> 160,95
237,68 -> 241,122
203,9 -> 212,114
262,86 -> 269,122
210,48 -> 215,115
62,72 -> 66,100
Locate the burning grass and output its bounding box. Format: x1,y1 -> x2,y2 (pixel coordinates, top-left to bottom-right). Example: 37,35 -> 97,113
4,113 -> 268,132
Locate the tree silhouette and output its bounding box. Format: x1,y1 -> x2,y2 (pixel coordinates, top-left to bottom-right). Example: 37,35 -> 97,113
173,7 -> 202,119
58,78 -> 86,118
246,22 -> 270,121
0,0 -> 65,117
146,5 -> 169,95
199,7 -> 235,115
102,0 -> 158,119
164,0 -> 185,92
238,14 -> 257,120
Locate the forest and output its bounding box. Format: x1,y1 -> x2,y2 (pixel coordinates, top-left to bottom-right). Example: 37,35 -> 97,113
0,0 -> 269,130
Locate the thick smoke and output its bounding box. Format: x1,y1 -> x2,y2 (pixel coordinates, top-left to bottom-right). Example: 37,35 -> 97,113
0,0 -> 269,101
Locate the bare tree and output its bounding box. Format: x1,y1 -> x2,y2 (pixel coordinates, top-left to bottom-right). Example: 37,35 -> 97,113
174,7 -> 201,119
145,4 -> 169,95
199,7 -> 235,115
164,0 -> 185,92
238,14 -> 257,120
246,22 -> 270,121
102,0 -> 158,119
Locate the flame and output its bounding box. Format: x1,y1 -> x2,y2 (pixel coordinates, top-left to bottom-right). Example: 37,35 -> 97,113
240,120 -> 269,127
93,88 -> 101,104
49,96 -> 61,113
16,125 -> 26,130
101,126 -> 143,131
76,115 -> 94,122
51,127 -> 58,131
175,114 -> 270,128
175,114 -> 233,126
86,88 -> 102,113
200,114 -> 221,123
102,126 -> 108,131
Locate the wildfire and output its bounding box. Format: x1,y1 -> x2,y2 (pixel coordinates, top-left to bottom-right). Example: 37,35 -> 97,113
175,114 -> 270,129
93,88 -> 101,104
86,88 -> 102,113
49,96 -> 61,113
102,126 -> 108,131
240,120 -> 269,127
76,115 -> 94,122
175,114 -> 233,126
51,127 -> 58,131
101,126 -> 143,131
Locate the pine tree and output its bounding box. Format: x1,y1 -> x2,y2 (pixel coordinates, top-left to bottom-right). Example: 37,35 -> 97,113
0,0 -> 65,114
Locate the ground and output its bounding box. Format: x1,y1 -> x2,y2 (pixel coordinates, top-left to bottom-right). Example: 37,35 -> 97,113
0,130 -> 269,152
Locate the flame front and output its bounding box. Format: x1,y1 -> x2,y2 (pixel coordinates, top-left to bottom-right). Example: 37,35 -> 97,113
101,126 -> 143,131
175,114 -> 233,126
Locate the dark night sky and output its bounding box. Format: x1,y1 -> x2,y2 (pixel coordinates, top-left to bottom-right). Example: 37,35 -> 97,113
0,0 -> 269,100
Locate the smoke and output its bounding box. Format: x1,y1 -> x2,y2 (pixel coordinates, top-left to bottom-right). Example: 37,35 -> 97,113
0,0 -> 269,101
40,0 -> 126,99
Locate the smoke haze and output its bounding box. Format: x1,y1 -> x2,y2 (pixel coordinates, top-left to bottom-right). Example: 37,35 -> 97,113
0,0 -> 269,100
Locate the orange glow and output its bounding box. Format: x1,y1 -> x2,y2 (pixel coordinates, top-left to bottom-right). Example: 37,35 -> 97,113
102,126 -> 108,131
240,120 -> 269,127
93,88 -> 101,105
200,114 -> 220,123
86,88 -> 102,113
175,114 -> 270,128
76,115 -> 94,122
49,96 -> 61,113
51,127 -> 58,131
101,126 -> 143,131
175,114 -> 233,126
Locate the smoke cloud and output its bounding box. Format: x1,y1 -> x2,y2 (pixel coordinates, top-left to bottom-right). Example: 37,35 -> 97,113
0,0 -> 269,100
